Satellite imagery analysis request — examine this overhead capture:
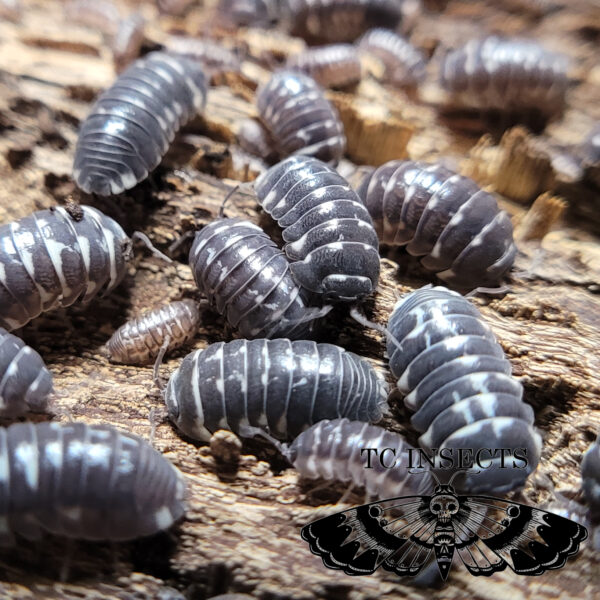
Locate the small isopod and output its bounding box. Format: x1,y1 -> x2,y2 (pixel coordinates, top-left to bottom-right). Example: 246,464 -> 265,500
254,70 -> 346,163
0,328 -> 53,418
285,44 -> 362,89
0,421 -> 185,542
73,51 -> 207,196
189,218 -> 321,339
387,286 -> 541,493
216,0 -> 280,27
106,299 -> 201,365
112,14 -> 145,73
254,155 -> 380,302
165,339 -> 388,441
582,436 -> 600,523
439,36 -> 568,122
357,160 -> 516,290
166,36 -> 241,76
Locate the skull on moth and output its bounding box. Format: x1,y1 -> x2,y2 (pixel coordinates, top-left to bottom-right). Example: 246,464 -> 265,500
430,495 -> 459,523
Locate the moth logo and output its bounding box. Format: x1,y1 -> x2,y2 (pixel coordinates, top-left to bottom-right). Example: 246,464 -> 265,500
300,471 -> 587,580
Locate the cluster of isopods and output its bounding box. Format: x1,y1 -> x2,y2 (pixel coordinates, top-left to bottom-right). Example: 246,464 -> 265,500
0,0 -> 597,584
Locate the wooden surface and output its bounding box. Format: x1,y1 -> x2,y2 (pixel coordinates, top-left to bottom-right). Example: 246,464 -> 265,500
0,0 -> 599,598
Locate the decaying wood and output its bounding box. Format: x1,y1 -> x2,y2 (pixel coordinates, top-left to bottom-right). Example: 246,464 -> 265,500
0,0 -> 599,599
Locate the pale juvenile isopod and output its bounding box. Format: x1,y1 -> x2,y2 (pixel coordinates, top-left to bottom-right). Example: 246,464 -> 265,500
0,422 -> 185,542
106,299 -> 201,365
357,160 -> 516,290
0,328 -> 53,418
254,70 -> 346,163
285,44 -> 362,89
165,339 -> 388,441
254,155 -> 380,302
387,286 -> 541,493
439,36 -> 568,123
188,218 -> 320,339
73,51 -> 207,196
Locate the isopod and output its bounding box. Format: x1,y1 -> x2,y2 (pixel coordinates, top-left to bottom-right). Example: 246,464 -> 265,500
357,28 -> 426,88
188,218 -> 320,339
0,421 -> 185,542
582,436 -> 600,522
439,36 -> 568,121
285,44 -> 362,89
356,160 -> 516,290
254,155 -> 380,302
165,339 -> 388,441
0,328 -> 53,418
73,51 -> 207,196
112,14 -> 145,73
216,0 -> 280,27
255,70 -> 346,163
387,285 -> 541,493
0,205 -> 131,331
166,36 -> 241,76
106,299 -> 201,365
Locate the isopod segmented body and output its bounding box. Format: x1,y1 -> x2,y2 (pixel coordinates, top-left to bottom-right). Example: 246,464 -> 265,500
189,218 -> 318,339
256,71 -> 346,163
582,437 -> 600,523
357,28 -> 426,88
439,36 -> 568,121
0,206 -> 130,331
0,422 -> 185,542
216,0 -> 280,27
285,44 -> 362,89
284,419 -> 433,498
357,160 -> 516,290
387,286 -> 541,493
73,51 -> 207,196
106,299 -> 201,365
166,36 -> 241,76
165,339 -> 388,441
255,156 -> 380,302
0,328 -> 53,417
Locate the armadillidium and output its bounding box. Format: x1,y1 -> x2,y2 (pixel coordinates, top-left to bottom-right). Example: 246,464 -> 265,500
284,418 -> 433,499
582,437 -> 600,523
285,44 -> 362,89
0,205 -> 131,331
0,328 -> 53,417
255,71 -> 346,163
166,36 -> 241,77
106,299 -> 201,365
387,286 -> 541,493
112,14 -> 145,73
165,339 -> 388,441
0,422 -> 185,542
216,0 -> 280,27
255,155 -> 380,302
439,36 -> 568,121
189,218 -> 318,339
357,160 -> 516,290
357,28 -> 426,88
73,51 -> 207,196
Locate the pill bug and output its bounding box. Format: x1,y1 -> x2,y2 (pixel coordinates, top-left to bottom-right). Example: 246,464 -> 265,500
357,160 -> 516,290
582,436 -> 600,523
73,51 -> 208,196
0,421 -> 185,542
283,418 -> 433,499
255,70 -> 346,164
166,36 -> 241,77
106,299 -> 201,365
285,44 -> 362,89
284,0 -> 406,45
254,155 -> 380,302
189,218 -> 320,339
0,205 -> 132,331
357,28 -> 426,88
0,328 -> 53,417
439,36 -> 568,122
386,286 -> 541,494
166,339 -> 388,442
112,14 -> 145,73
216,0 -> 280,27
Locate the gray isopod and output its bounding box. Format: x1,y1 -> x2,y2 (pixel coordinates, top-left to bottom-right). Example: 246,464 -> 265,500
582,436 -> 600,523
166,36 -> 241,77
0,328 -> 53,418
255,70 -> 346,164
73,51 -> 207,196
0,421 -> 185,542
216,0 -> 280,27
165,339 -> 388,441
0,205 -> 131,331
387,286 -> 541,493
255,155 -> 380,302
439,36 -> 568,122
106,299 -> 201,365
357,160 -> 516,290
189,218 -> 320,340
